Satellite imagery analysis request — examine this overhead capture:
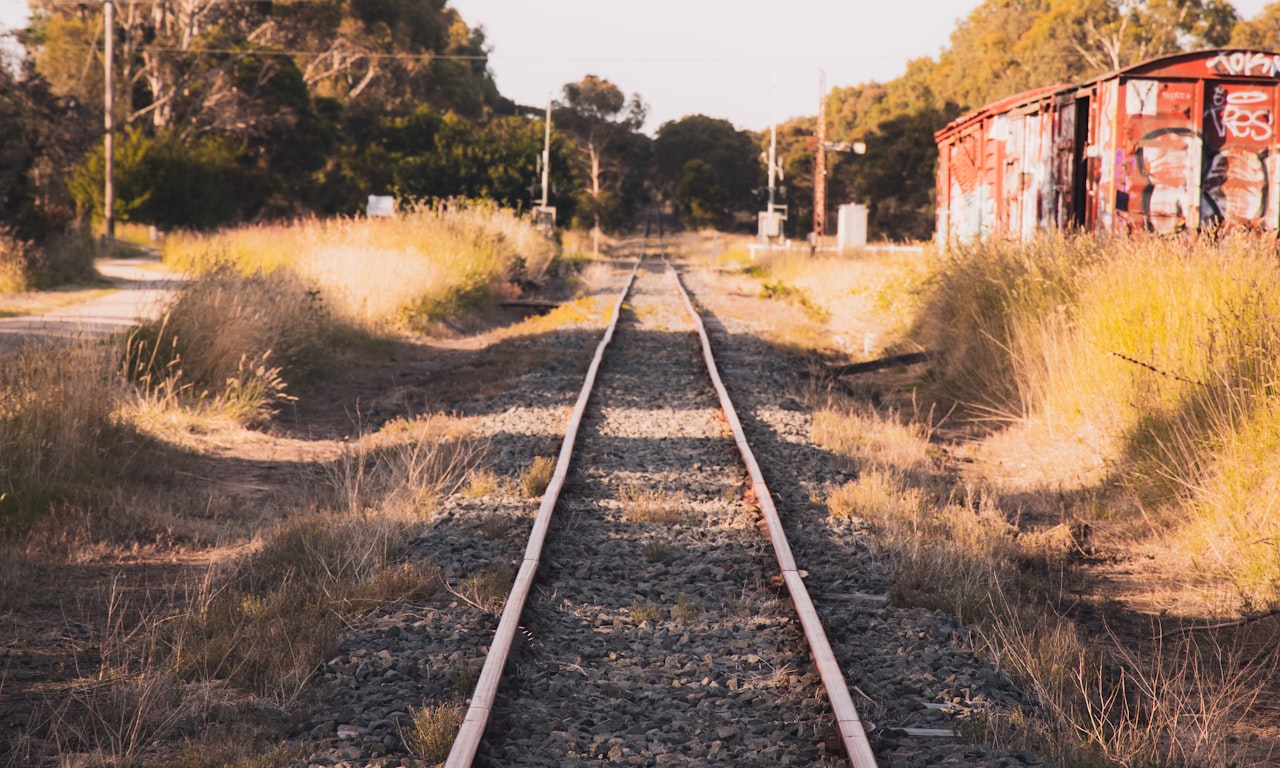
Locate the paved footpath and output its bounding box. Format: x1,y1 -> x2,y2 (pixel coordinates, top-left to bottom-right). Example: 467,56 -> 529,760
0,257 -> 181,349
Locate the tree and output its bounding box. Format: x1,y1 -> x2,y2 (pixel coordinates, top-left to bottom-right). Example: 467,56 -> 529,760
70,128 -> 244,229
336,105 -> 580,217
674,160 -> 727,230
928,0 -> 1237,112
1230,1 -> 1280,47
652,115 -> 760,230
0,64 -> 36,234
554,75 -> 648,251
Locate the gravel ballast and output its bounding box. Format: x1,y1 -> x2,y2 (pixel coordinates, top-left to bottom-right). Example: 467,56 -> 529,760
296,258 -> 1049,768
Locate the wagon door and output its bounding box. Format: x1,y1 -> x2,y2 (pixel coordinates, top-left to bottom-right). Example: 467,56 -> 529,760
1201,80 -> 1279,231
1120,79 -> 1201,234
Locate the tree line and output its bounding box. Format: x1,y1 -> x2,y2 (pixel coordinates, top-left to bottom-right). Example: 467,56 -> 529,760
3,0 -> 1280,262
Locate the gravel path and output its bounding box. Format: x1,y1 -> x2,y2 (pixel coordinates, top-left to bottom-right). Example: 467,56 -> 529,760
0,257 -> 179,349
297,258 -> 1051,768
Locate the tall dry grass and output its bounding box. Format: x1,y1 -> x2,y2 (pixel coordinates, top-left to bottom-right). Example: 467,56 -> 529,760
0,342 -> 125,523
819,390 -> 1264,767
752,234 -> 1276,766
162,201 -> 558,334
914,232 -> 1280,605
125,267 -> 328,424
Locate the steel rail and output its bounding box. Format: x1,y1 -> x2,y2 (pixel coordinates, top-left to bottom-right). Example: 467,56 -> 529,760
667,263 -> 880,768
444,258 -> 642,768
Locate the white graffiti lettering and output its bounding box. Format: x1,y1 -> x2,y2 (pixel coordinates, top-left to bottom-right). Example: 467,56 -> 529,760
1207,86 -> 1274,140
1228,91 -> 1269,105
1222,106 -> 1273,140
1207,51 -> 1280,78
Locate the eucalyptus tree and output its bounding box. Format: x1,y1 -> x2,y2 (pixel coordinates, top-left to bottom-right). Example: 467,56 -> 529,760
1229,1 -> 1280,47
553,75 -> 648,249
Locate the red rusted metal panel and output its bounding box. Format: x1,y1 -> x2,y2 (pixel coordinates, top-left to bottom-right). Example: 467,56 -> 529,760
1201,79 -> 1280,229
935,49 -> 1280,241
1114,79 -> 1202,234
934,84 -> 1066,243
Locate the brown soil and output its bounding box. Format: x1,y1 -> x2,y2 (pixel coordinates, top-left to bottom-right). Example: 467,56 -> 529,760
0,303 -> 582,765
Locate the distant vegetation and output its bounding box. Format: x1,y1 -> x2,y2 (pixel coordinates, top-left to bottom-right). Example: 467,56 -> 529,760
5,0 -> 1277,275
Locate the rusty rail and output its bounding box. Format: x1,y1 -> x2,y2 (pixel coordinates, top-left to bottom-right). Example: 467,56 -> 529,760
668,264 -> 879,768
444,258 -> 641,768
445,258 -> 878,768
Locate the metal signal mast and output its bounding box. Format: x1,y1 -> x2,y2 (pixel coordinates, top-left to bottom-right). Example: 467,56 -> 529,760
812,70 -> 865,251
813,71 -> 827,245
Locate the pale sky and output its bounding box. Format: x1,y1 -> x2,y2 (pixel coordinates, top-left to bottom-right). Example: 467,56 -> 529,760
451,0 -> 1274,132
2,0 -> 1275,132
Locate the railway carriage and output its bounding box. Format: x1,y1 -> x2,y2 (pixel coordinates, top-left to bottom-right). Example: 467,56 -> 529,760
935,49 -> 1280,242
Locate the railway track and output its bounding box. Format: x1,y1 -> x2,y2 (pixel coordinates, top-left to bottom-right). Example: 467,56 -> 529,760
300,253 -> 1048,768
446,256 -> 875,767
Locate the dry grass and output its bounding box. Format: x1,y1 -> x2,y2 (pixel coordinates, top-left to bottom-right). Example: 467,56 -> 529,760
403,702 -> 463,762
672,593 -> 701,626
520,455 -> 555,499
629,601 -> 662,624
0,228 -> 32,292
462,468 -> 504,498
641,539 -> 672,563
323,414 -> 477,519
747,245 -> 935,359
914,232 -> 1280,607
619,483 -> 688,524
746,233 -> 1278,765
162,201 -> 558,335
973,597 -> 1270,767
0,342 -> 125,523
455,562 -> 514,611
0,207 -> 571,766
0,225 -> 99,291
124,267 -> 328,425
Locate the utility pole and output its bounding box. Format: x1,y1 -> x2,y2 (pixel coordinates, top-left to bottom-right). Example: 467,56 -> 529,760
813,70 -> 827,248
533,95 -> 556,234
540,96 -> 551,208
103,0 -> 115,243
767,121 -> 778,215
756,82 -> 786,245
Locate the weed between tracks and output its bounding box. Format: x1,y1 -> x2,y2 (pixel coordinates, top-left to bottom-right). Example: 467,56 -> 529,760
520,455 -> 556,499
403,702 -> 463,763
620,483 -> 688,524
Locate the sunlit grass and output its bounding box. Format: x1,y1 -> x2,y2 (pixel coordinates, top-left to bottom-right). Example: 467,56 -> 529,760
163,201 -> 558,334
913,232 -> 1280,604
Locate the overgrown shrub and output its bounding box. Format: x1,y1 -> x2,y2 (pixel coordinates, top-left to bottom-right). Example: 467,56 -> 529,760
71,128 -> 246,231
125,267 -> 329,422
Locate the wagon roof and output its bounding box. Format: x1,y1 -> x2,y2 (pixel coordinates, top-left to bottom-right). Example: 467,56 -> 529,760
1102,48 -> 1280,81
934,83 -> 1069,143
934,49 -> 1280,145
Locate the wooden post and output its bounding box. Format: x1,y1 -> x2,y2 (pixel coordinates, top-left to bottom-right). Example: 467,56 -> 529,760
103,0 -> 115,242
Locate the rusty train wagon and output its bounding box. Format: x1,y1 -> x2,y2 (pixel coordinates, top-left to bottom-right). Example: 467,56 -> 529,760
935,49 -> 1280,242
